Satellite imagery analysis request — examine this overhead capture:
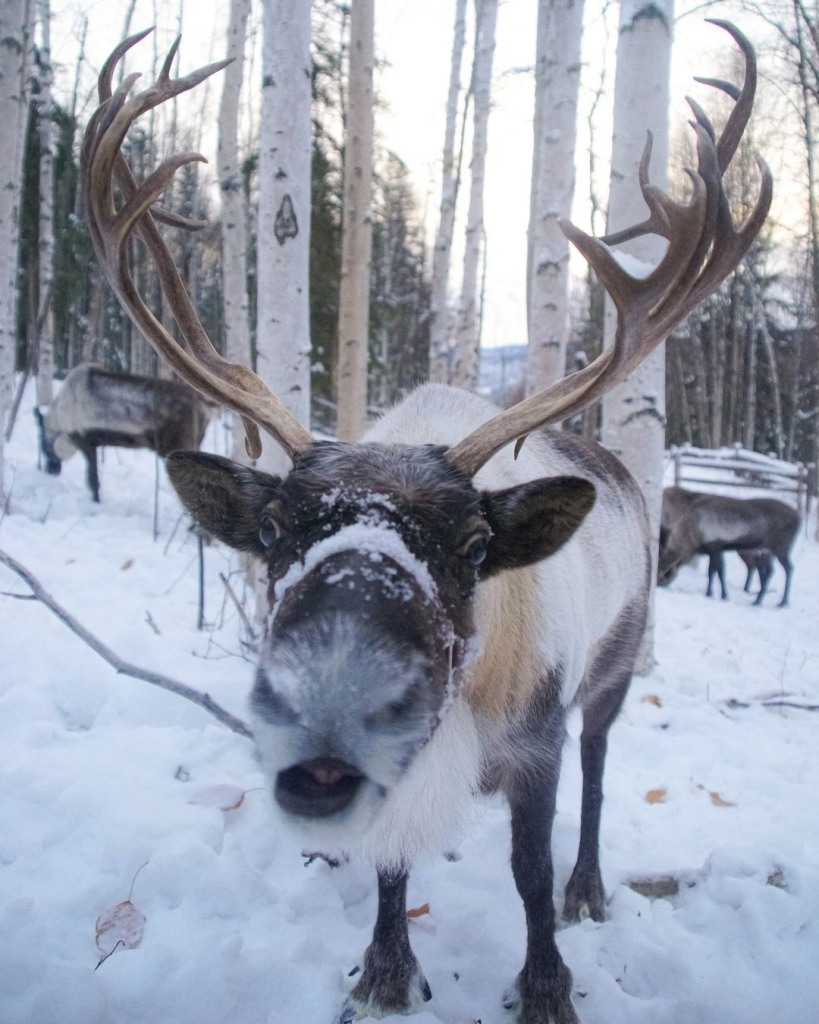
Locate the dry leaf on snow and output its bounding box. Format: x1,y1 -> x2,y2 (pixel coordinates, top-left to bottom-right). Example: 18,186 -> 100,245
642,694 -> 663,707
95,900 -> 145,968
645,788 -> 667,804
696,783 -> 737,807
120,558 -> 134,571
407,903 -> 430,919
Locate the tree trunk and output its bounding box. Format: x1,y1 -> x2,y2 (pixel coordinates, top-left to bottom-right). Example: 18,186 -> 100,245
256,0 -> 313,473
35,0 -> 54,406
218,0 -> 252,463
452,0 -> 497,392
336,0 -> 375,441
429,0 -> 468,384
0,0 -> 32,500
525,0 -> 584,397
600,0 -> 674,676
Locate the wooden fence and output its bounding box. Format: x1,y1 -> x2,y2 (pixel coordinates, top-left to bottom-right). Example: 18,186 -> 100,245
668,443 -> 814,522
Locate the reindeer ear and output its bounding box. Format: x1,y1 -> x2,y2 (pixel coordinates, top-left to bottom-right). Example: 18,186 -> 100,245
166,451 -> 282,555
479,476 -> 596,578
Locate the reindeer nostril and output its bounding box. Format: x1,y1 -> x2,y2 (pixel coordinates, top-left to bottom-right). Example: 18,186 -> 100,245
275,758 -> 365,818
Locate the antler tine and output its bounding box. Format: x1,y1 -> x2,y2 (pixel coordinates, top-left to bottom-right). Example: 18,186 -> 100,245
600,133 -> 673,246
83,33 -> 315,463
698,19 -> 757,172
447,21 -> 772,479
95,29 -> 203,233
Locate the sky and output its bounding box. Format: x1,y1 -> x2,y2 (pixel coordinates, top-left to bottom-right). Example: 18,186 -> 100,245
47,0 -> 799,350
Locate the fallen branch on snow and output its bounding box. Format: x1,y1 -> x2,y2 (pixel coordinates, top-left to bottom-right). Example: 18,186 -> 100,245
0,548 -> 253,740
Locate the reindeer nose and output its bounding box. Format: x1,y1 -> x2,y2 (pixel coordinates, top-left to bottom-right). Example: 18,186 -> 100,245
274,757 -> 365,818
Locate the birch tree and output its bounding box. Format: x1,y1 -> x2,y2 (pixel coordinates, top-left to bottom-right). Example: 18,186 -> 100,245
36,0 -> 54,407
452,0 -> 497,392
336,0 -> 375,442
218,0 -> 252,462
0,0 -> 32,497
256,0 -> 313,475
600,0 -> 674,673
429,0 -> 468,384
526,0 -> 584,396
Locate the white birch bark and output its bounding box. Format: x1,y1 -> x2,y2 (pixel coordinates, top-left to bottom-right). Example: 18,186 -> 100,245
525,0 -> 584,396
336,0 -> 375,442
0,0 -> 32,498
36,0 -> 54,407
452,0 -> 497,393
600,0 -> 674,674
218,0 -> 252,463
429,0 -> 467,384
256,0 -> 313,475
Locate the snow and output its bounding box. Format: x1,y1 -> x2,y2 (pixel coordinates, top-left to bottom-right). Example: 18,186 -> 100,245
272,521 -> 438,612
1,379 -> 818,1024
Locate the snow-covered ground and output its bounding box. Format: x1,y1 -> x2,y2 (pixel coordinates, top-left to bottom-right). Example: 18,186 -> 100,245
1,382 -> 817,1024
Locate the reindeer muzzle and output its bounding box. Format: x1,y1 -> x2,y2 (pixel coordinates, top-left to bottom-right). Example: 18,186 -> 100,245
275,757 -> 365,818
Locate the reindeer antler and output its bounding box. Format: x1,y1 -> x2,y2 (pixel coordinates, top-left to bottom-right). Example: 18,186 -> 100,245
82,29 -> 314,462
447,20 -> 772,478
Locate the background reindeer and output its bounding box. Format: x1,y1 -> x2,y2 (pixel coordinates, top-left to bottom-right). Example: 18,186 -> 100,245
660,485 -> 776,597
34,363 -> 215,502
658,485 -> 799,606
80,23 -> 769,1024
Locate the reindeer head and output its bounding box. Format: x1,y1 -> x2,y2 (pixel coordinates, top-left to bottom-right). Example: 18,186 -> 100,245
167,441 -> 593,835
82,24 -> 769,840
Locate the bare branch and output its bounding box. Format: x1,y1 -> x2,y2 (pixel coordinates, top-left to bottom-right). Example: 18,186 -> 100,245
0,548 -> 253,739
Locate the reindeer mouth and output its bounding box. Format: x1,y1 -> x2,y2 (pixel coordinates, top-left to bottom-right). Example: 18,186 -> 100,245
275,757 -> 365,818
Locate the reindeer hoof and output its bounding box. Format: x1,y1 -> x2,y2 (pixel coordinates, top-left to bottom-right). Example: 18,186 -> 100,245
562,866 -> 606,923
503,963 -> 580,1023
338,961 -> 431,1021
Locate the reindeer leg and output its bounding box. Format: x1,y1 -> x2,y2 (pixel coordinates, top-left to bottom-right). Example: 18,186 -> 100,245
705,550 -> 721,598
563,670 -> 631,925
717,551 -> 729,600
339,868 -> 430,1022
504,709 -> 578,1024
72,434 -> 101,503
777,555 -> 793,608
754,553 -> 776,607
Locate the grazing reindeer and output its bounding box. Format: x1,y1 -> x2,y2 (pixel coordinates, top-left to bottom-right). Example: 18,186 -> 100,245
660,486 -> 774,597
34,363 -> 214,502
658,485 -> 798,607
83,25 -> 769,1024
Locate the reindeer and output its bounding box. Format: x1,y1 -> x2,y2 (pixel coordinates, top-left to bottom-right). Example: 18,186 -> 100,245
660,486 -> 775,597
82,25 -> 769,1024
658,485 -> 798,607
34,363 -> 215,502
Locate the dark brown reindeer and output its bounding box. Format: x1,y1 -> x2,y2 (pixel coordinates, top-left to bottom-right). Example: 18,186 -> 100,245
658,485 -> 798,606
34,363 -> 215,502
660,485 -> 774,596
82,24 -> 770,1024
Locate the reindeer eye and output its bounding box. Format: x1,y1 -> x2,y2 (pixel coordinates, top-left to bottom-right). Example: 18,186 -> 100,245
465,538 -> 487,566
259,515 -> 281,549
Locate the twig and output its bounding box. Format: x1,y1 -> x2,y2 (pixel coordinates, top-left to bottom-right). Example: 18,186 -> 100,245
0,467 -> 15,527
144,610 -> 161,636
162,512 -> 185,556
197,533 -> 205,631
219,571 -> 256,642
1,590 -> 36,600
0,548 -> 253,739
